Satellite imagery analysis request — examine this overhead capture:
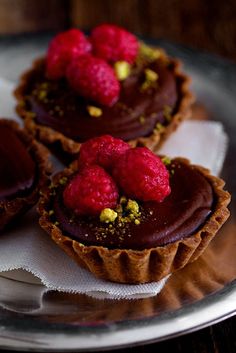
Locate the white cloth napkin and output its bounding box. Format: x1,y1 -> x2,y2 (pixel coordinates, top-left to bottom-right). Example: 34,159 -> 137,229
0,77 -> 228,299
159,120 -> 228,176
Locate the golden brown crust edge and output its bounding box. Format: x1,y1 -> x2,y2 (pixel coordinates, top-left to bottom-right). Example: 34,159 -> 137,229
0,118 -> 51,232
14,50 -> 194,156
38,158 -> 231,284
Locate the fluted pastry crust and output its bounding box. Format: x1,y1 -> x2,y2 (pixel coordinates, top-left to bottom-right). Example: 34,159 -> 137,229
38,158 -> 230,284
14,50 -> 194,156
0,119 -> 51,231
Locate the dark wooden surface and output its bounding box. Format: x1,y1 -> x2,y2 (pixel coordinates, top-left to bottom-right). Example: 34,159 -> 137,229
0,0 -> 236,61
70,0 -> 236,62
0,1 -> 235,352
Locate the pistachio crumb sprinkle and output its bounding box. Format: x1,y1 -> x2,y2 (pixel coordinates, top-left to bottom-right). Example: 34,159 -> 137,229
139,43 -> 161,61
87,105 -> 103,117
161,156 -> 171,166
140,68 -> 159,92
145,68 -> 158,82
139,115 -> 146,124
154,122 -> 164,134
163,105 -> 172,121
59,177 -> 68,185
126,199 -> 139,214
114,61 -> 131,81
120,196 -> 127,204
100,208 -> 118,223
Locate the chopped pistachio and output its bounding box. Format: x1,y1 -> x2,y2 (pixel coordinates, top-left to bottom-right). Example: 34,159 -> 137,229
120,196 -> 127,204
154,122 -> 164,133
140,80 -> 151,92
38,90 -> 47,100
139,43 -> 161,61
139,115 -> 146,124
126,199 -> 139,214
87,105 -> 103,117
145,68 -> 158,82
59,177 -> 68,185
114,61 -> 131,81
129,213 -> 135,220
115,204 -> 123,214
161,156 -> 171,166
100,208 -> 118,223
163,105 -> 172,121
140,69 -> 158,92
134,219 -> 140,225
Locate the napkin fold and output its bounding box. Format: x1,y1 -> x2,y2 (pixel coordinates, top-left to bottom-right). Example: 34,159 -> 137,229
159,120 -> 228,176
0,77 -> 228,299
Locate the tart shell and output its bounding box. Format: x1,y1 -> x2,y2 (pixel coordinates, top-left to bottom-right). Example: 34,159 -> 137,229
38,158 -> 230,284
14,50 -> 194,157
0,119 -> 51,232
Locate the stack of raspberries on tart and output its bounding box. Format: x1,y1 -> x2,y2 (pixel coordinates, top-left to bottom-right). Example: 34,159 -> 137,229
15,24 -> 194,158
11,24 -> 230,284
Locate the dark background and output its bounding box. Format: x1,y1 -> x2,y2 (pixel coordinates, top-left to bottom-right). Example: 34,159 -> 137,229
0,0 -> 235,352
0,0 -> 236,61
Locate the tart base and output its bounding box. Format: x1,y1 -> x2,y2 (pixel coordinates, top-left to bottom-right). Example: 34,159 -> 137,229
14,50 -> 194,158
38,158 -> 230,284
0,119 -> 51,232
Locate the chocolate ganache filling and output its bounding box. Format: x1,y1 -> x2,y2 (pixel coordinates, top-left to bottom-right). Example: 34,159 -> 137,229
53,160 -> 214,250
0,124 -> 35,200
24,58 -> 178,141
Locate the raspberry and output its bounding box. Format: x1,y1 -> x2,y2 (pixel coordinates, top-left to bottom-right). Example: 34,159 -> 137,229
63,165 -> 118,215
78,135 -> 130,170
91,24 -> 139,64
112,148 -> 171,202
66,55 -> 120,106
46,29 -> 91,79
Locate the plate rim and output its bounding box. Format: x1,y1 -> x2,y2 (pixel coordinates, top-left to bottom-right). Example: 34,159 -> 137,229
0,37 -> 235,351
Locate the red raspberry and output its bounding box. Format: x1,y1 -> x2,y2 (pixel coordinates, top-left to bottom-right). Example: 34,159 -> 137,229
66,55 -> 120,106
63,165 -> 118,215
91,24 -> 139,64
78,135 -> 130,170
112,148 -> 171,202
46,29 -> 91,79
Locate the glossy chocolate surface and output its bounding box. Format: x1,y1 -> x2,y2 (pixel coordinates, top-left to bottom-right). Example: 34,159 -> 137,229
24,58 -> 178,141
0,124 -> 35,200
53,160 -> 214,250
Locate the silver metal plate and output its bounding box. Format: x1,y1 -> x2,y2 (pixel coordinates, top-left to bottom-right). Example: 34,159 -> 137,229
0,36 -> 235,351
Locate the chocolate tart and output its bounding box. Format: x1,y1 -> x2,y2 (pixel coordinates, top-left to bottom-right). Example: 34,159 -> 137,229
14,47 -> 194,158
0,119 -> 50,232
38,158 -> 230,284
